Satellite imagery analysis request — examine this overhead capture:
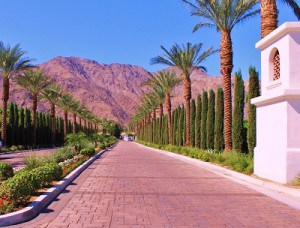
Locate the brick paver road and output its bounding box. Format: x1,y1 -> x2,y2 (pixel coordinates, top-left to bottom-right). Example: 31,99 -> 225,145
15,141 -> 300,227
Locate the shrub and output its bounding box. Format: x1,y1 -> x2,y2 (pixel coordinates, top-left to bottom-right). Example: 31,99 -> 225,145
31,166 -> 54,188
65,132 -> 89,153
45,163 -> 63,181
49,147 -> 74,163
0,147 -> 9,152
23,155 -> 47,170
3,171 -> 40,203
30,162 -> 62,187
0,188 -> 15,215
0,162 -> 14,181
17,145 -> 26,150
294,177 -> 300,186
80,148 -> 96,157
98,143 -> 105,149
9,145 -> 18,151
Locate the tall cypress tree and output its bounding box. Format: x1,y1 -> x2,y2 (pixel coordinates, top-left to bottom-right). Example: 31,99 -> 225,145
156,118 -> 160,144
190,99 -> 196,147
7,102 -> 15,145
59,117 -> 64,144
42,113 -> 47,145
14,103 -> 19,145
176,107 -> 182,146
25,108 -> 32,145
158,117 -> 162,145
19,107 -> 25,145
36,112 -> 41,145
42,113 -> 46,145
214,88 -> 224,151
201,91 -> 208,149
247,67 -> 260,153
232,71 -> 245,152
46,114 -> 51,145
172,109 -> 178,145
206,90 -> 215,150
195,94 -> 201,148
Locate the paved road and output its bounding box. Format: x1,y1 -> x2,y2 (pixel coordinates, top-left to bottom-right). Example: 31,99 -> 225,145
0,148 -> 58,170
14,141 -> 300,227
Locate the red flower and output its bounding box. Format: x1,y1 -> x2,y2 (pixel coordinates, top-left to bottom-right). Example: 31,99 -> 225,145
0,200 -> 3,206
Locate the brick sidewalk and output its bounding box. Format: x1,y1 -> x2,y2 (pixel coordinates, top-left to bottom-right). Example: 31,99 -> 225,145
15,141 -> 300,227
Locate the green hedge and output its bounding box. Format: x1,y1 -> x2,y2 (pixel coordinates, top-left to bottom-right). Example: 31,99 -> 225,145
138,141 -> 253,175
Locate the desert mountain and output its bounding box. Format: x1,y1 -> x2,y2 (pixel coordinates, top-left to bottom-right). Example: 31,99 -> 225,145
4,56 -> 243,126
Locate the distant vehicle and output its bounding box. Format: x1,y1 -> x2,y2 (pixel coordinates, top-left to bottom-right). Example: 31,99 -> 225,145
128,136 -> 134,141
124,135 -> 134,141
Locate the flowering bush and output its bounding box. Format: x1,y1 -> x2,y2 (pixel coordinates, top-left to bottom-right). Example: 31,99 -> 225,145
0,191 -> 14,214
60,155 -> 88,177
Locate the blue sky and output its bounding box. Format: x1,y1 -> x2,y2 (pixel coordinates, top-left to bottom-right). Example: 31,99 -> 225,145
0,1 -> 297,78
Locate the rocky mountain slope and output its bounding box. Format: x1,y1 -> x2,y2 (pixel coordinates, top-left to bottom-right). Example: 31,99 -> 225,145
4,56 -> 245,126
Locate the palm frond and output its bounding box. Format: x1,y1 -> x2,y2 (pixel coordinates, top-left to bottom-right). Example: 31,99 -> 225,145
282,0 -> 300,19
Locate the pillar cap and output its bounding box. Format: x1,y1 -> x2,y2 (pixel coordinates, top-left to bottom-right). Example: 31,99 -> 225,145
256,22 -> 300,50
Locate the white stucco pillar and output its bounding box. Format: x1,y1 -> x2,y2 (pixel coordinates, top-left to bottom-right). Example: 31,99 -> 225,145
252,22 -> 300,184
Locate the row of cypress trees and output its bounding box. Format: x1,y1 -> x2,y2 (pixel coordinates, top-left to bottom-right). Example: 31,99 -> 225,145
4,102 -> 96,147
136,67 -> 260,153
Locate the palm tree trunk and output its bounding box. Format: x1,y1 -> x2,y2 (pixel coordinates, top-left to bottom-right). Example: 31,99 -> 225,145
165,93 -> 172,145
152,109 -> 156,143
1,77 -> 9,146
73,113 -> 77,134
261,0 -> 278,38
32,95 -> 38,146
183,76 -> 191,147
143,118 -> 146,141
159,103 -> 163,118
50,102 -> 56,145
79,117 -> 82,131
148,113 -> 151,142
64,110 -> 68,138
221,30 -> 233,151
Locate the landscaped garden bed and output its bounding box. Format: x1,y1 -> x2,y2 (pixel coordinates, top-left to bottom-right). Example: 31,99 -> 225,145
0,133 -> 118,216
137,141 -> 253,175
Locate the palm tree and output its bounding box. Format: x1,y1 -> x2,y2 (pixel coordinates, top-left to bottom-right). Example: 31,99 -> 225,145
183,0 -> 259,151
151,42 -> 216,146
131,100 -> 152,141
15,69 -> 53,146
59,92 -> 74,138
73,103 -> 87,131
0,42 -> 32,145
42,83 -> 62,145
261,0 -> 300,38
143,73 -> 166,118
146,71 -> 181,145
143,92 -> 159,143
70,100 -> 81,134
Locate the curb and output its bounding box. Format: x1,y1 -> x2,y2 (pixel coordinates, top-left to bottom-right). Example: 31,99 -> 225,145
136,143 -> 300,210
0,144 -> 116,227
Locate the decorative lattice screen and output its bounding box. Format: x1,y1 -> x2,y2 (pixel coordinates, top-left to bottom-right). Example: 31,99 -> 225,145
273,50 -> 280,81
